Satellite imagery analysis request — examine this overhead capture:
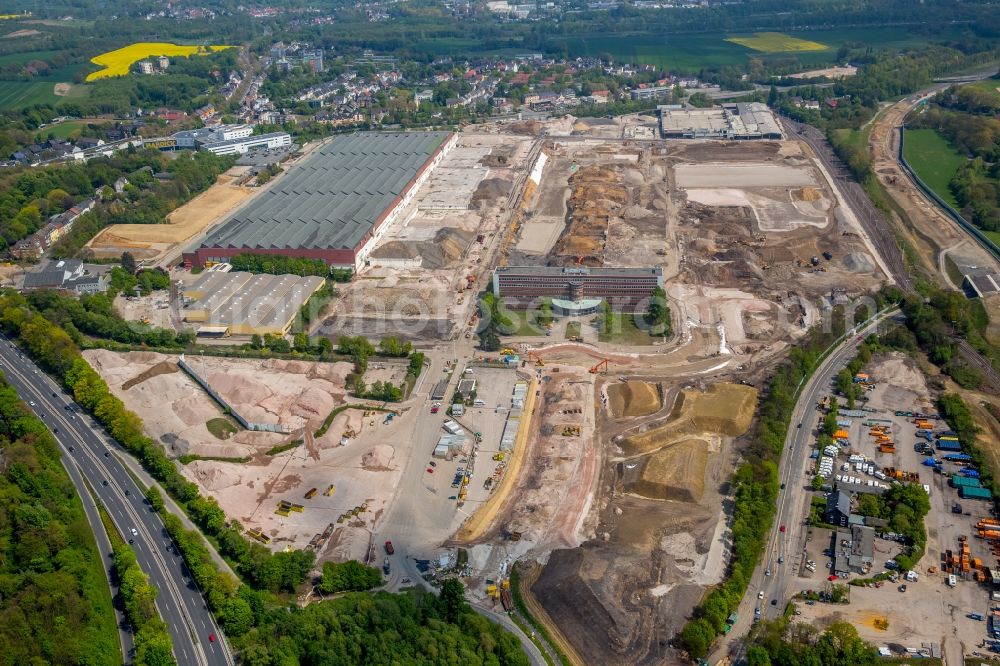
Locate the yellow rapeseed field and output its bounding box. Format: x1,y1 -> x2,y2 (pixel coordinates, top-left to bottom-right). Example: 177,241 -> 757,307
86,42 -> 233,82
726,32 -> 827,53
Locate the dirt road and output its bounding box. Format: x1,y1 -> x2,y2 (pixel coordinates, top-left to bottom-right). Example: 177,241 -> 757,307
868,87 -> 1000,277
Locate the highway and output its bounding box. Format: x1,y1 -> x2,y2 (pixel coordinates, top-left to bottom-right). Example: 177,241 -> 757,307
711,308 -> 898,664
0,337 -> 232,666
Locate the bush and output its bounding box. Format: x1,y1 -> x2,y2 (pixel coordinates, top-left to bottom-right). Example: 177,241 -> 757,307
318,560 -> 382,594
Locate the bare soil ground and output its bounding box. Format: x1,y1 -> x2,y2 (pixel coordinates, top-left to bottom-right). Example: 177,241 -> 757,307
607,380 -> 661,418
524,382 -> 757,665
86,169 -> 255,261
83,350 -> 411,554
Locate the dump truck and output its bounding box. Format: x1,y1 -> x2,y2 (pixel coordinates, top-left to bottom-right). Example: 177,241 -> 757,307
305,488 -> 318,499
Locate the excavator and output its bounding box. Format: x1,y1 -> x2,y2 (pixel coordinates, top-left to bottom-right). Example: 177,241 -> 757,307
589,359 -> 609,374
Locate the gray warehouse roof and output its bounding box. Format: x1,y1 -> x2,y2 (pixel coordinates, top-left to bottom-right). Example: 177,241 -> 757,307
198,131 -> 450,252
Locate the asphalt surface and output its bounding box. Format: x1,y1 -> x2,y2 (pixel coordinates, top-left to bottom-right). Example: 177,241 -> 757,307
0,337 -> 232,666
712,309 -> 898,664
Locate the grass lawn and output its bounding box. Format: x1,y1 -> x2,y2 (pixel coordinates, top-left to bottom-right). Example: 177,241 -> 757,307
35,118 -> 89,140
597,312 -> 656,345
206,417 -> 238,440
984,230 -> 1000,247
902,128 -> 966,209
500,311 -> 549,337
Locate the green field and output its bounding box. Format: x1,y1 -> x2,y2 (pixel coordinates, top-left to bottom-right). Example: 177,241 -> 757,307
0,79 -> 57,108
902,129 -> 967,209
0,49 -> 62,66
984,230 -> 1000,247
554,27 -> 954,73
35,118 -> 88,139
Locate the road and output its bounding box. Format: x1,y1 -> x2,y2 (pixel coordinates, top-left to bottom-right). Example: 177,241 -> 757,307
710,308 -> 898,664
0,338 -> 232,666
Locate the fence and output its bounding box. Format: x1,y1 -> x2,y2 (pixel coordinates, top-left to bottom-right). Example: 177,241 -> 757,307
898,127 -> 1000,264
177,354 -> 287,433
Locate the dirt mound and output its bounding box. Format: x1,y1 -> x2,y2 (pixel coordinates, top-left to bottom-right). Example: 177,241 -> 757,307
370,227 -> 472,269
843,252 -> 875,273
793,186 -> 822,201
607,381 -> 661,418
361,444 -> 394,471
471,177 -> 512,204
621,383 -> 756,458
631,438 -> 708,502
122,360 -> 179,390
507,121 -> 542,135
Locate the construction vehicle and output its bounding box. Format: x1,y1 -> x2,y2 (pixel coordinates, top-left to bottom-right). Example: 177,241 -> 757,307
527,351 -> 544,366
323,484 -> 336,496
562,425 -> 581,436
492,452 -> 506,461
589,359 -> 609,374
305,488 -> 318,499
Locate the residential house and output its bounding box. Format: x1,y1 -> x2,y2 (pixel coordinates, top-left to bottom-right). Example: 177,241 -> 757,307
824,490 -> 851,527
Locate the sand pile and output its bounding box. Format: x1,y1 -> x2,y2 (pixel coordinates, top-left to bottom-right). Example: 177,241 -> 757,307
794,187 -> 821,201
632,439 -> 708,502
622,384 -> 756,458
471,178 -> 512,204
608,381 -> 662,418
361,444 -> 394,471
121,360 -> 179,390
370,227 -> 472,269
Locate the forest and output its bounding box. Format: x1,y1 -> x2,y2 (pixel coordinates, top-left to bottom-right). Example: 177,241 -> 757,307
749,619 -> 880,665
0,373 -> 119,665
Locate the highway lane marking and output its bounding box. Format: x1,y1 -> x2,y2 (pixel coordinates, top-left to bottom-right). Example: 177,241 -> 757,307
0,348 -> 212,666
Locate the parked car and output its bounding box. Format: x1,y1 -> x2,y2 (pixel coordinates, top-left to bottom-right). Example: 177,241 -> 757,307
384,541 -> 394,555
779,524 -> 786,533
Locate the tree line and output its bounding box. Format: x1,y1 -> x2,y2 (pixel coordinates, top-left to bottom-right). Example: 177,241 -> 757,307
113,543 -> 176,665
0,374 -> 121,665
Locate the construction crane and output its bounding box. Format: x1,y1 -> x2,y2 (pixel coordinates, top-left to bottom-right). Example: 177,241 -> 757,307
589,359 -> 609,374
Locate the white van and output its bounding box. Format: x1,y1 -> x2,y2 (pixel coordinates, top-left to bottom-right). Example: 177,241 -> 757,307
474,399 -> 486,407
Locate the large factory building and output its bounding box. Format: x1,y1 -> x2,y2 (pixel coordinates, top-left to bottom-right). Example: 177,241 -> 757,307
183,131 -> 455,271
493,266 -> 663,314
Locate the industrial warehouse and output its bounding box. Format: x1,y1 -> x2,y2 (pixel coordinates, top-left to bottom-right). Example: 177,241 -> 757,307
658,102 -> 782,139
492,266 -> 664,313
180,268 -> 325,336
182,131 -> 456,270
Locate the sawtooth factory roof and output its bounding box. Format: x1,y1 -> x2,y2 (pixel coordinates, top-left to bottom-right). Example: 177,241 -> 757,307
198,131 -> 450,252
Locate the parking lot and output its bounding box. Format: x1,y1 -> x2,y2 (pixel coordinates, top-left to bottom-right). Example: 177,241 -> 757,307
796,354 -> 1000,657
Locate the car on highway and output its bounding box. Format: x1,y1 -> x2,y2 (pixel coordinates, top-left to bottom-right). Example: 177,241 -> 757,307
778,556 -> 784,564
754,608 -> 761,618
384,541 -> 394,555
429,461 -> 437,467
765,569 -> 771,576
779,524 -> 786,533
28,400 -> 34,406
430,404 -> 440,414
758,591 -> 764,599
426,467 -> 434,473
770,599 -> 777,606
209,634 -> 216,643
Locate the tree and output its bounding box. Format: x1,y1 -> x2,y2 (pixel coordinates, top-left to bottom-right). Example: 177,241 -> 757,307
438,578 -> 467,623
249,334 -> 262,350
145,486 -> 165,513
319,560 -> 383,594
292,332 -> 310,352
121,251 -> 137,274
